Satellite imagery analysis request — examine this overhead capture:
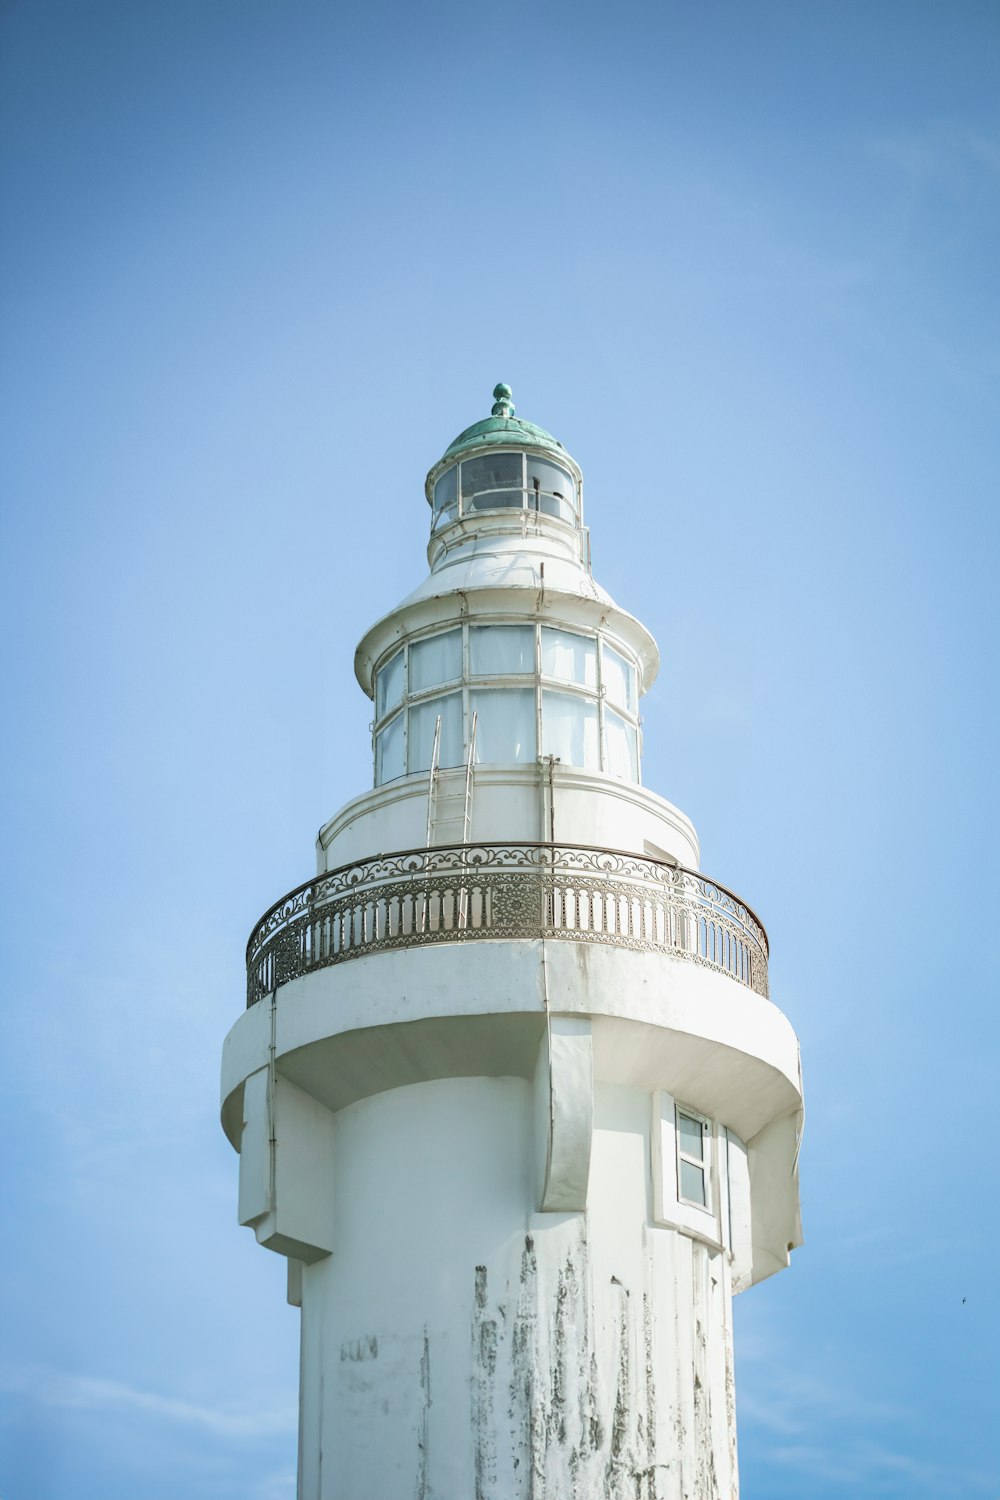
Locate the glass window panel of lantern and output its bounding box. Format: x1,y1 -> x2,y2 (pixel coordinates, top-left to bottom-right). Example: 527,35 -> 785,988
470,688 -> 536,764
375,713 -> 404,785
469,624 -> 535,676
541,691 -> 600,770
603,644 -> 637,713
541,628 -> 598,689
470,488 -> 523,511
408,693 -> 463,774
376,649 -> 404,719
605,710 -> 639,782
409,629 -> 462,693
433,465 -> 457,516
527,457 -> 577,519
535,490 -> 576,523
460,451 -> 524,499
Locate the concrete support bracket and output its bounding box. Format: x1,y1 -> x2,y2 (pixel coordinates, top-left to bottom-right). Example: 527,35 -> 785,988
534,1015 -> 594,1211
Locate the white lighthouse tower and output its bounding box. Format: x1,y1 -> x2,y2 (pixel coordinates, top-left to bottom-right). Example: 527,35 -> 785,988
221,384 -> 803,1499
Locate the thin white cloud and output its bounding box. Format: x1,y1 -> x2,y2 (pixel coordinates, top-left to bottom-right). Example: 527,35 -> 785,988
765,1436 -> 984,1493
871,121 -> 1000,189
739,1366 -> 902,1438
737,1332 -> 992,1496
0,1363 -> 297,1440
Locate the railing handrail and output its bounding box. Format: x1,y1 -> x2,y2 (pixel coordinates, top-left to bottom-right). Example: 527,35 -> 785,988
245,841 -> 770,1007
246,841 -> 768,966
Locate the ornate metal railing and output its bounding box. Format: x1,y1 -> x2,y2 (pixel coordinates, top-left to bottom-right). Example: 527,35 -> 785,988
246,843 -> 769,1007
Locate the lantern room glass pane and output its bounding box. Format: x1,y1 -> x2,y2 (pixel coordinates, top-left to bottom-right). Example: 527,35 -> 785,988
376,649 -> 404,719
678,1112 -> 705,1161
606,710 -> 638,782
470,489 -> 524,511
541,691 -> 600,770
375,713 -> 404,785
679,1160 -> 707,1206
527,457 -> 576,520
471,688 -> 536,764
409,629 -> 462,693
433,465 -> 457,514
603,644 -> 637,713
408,693 -> 463,774
535,491 -> 576,523
541,628 -> 598,689
470,625 -> 535,676
460,452 -> 523,498
433,500 -> 458,532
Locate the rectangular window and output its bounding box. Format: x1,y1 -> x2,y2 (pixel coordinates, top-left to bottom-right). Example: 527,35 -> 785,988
375,649 -> 404,720
407,693 -> 463,773
460,452 -> 523,498
605,709 -> 638,782
470,687 -> 536,764
469,624 -> 535,676
541,627 -> 598,689
433,465 -> 457,513
541,690 -> 600,770
603,644 -> 637,713
375,712 -> 405,784
409,629 -> 462,694
527,457 -> 576,523
676,1107 -> 710,1209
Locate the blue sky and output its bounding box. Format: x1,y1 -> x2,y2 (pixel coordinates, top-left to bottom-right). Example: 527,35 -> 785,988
2,1 -> 998,1495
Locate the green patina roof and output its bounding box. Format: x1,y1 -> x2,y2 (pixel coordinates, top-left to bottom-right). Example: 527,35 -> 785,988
440,383 -> 567,463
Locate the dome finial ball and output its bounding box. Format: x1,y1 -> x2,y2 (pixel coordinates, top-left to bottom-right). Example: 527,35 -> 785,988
491,382 -> 515,418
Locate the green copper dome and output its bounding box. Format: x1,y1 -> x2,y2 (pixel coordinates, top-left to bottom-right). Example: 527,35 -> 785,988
441,383 -> 567,461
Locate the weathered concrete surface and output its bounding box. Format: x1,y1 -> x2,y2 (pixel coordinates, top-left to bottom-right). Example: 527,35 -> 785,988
294,1077 -> 742,1500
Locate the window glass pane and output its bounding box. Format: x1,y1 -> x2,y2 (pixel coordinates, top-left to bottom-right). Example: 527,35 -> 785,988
410,629 -> 462,693
460,452 -> 523,498
603,644 -> 637,713
375,649 -> 404,719
408,693 -> 463,774
679,1160 -> 707,1206
433,500 -> 458,532
471,688 -> 536,764
606,710 -> 638,782
542,690 -> 600,770
541,628 -> 597,688
433,465 -> 457,513
470,625 -> 535,676
535,491 -> 576,523
470,489 -> 524,511
375,713 -> 404,785
677,1112 -> 705,1161
527,457 -> 576,515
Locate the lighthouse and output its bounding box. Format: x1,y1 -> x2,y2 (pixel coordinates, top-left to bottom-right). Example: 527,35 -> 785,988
221,384 -> 803,1499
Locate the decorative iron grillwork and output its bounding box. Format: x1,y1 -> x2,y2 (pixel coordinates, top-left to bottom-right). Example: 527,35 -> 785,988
245,844 -> 769,1007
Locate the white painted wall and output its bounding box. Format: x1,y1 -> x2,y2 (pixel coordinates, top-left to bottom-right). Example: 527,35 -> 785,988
292,1076 -> 743,1500
317,765 -> 701,873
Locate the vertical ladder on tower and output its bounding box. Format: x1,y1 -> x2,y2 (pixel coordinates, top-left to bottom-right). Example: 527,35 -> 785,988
424,715 -> 443,849
426,711 -> 477,849
458,712 -> 477,929
424,713 -> 478,931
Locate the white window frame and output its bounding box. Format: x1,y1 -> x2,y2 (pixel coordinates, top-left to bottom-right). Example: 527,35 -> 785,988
651,1091 -> 723,1247
675,1104 -> 712,1213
